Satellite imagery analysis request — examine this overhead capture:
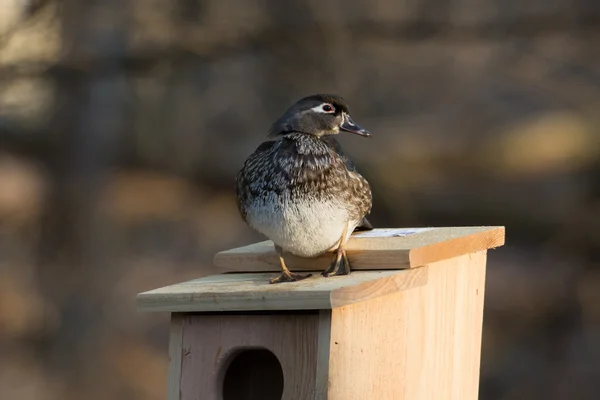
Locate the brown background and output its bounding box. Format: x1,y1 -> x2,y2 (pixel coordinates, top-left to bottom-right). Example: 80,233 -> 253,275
1,1 -> 599,399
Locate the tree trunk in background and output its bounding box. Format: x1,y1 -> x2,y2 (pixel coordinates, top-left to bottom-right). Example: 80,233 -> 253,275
36,0 -> 129,393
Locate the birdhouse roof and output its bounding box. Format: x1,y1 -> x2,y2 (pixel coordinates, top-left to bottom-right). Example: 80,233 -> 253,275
214,226 -> 504,272
136,226 -> 504,312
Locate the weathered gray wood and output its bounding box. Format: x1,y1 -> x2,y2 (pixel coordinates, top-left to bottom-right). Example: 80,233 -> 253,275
167,314 -> 183,400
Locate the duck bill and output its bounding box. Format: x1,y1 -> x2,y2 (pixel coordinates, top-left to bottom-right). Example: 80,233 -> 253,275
340,114 -> 371,137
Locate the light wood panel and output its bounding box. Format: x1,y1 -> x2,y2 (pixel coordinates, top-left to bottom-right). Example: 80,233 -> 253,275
325,251 -> 487,400
314,311 -> 332,399
137,267 -> 427,312
213,226 -> 504,272
179,312 -> 321,400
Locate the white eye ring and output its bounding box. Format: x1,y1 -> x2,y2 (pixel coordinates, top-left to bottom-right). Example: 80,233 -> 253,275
310,103 -> 336,113
321,103 -> 335,113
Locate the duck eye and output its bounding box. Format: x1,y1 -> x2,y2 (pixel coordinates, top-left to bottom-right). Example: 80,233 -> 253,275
322,104 -> 334,113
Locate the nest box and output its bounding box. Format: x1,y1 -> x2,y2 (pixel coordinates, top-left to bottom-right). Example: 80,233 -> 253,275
137,226 -> 505,400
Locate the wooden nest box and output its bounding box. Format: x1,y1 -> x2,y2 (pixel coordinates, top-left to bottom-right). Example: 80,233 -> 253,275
137,226 -> 505,400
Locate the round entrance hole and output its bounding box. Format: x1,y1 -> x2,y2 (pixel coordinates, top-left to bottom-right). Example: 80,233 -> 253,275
222,348 -> 284,400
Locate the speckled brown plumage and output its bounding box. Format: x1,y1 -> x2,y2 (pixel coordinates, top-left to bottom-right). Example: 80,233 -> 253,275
236,94 -> 373,283
237,133 -> 372,223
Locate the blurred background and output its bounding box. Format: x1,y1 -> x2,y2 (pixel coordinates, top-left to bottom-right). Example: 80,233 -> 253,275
0,0 -> 599,399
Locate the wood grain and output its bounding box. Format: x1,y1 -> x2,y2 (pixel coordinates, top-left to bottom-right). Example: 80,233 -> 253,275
325,251 -> 487,400
179,312 -> 321,400
162,251 -> 490,399
213,226 -> 504,272
136,267 -> 427,313
167,314 -> 183,400
314,311 -> 332,399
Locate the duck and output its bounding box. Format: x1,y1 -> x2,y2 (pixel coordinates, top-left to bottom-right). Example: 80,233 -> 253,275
236,94 -> 373,283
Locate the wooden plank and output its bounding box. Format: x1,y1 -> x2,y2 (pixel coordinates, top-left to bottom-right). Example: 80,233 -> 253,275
167,314 -> 183,400
136,267 -> 427,313
326,251 -> 487,400
314,310 -> 332,399
213,226 -> 504,272
179,313 -> 320,400
402,251 -> 487,400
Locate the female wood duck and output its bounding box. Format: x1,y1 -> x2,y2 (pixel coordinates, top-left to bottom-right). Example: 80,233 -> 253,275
236,94 -> 373,283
